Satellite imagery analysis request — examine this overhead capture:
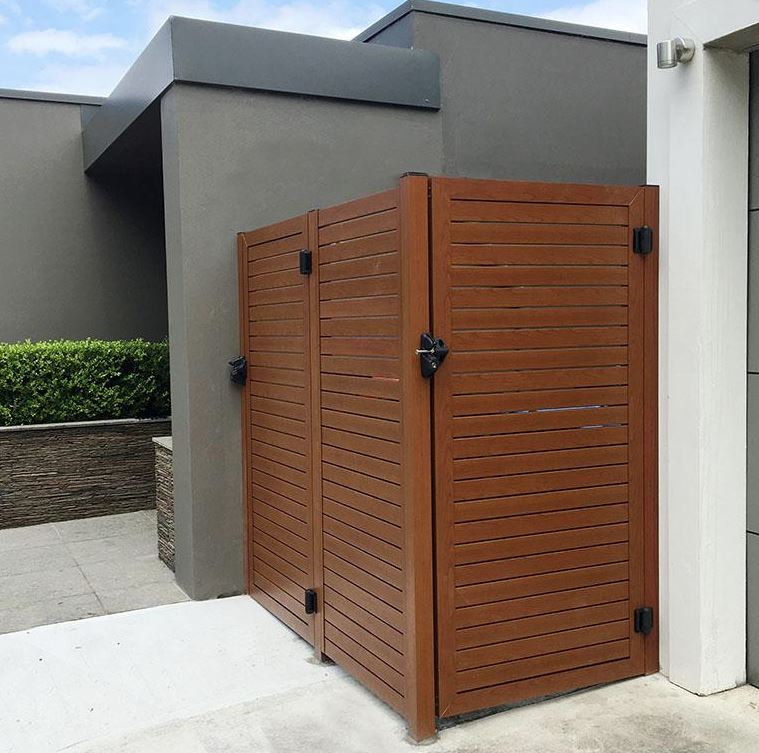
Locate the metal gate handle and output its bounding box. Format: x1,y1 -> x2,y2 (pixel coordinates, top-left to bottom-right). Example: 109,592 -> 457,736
416,332 -> 449,379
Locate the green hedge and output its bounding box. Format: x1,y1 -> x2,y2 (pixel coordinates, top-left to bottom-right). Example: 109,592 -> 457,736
0,339 -> 170,426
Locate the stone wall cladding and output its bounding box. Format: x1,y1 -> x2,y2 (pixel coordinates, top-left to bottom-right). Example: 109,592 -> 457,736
0,418 -> 171,529
153,439 -> 175,571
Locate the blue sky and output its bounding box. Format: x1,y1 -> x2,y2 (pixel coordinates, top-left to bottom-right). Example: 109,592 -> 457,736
0,0 -> 645,96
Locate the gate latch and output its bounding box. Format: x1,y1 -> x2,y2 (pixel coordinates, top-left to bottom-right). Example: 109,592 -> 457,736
229,355 -> 247,385
416,333 -> 449,379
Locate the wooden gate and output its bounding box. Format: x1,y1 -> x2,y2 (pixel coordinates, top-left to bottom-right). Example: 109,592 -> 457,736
430,178 -> 658,717
239,176 -> 436,740
238,215 -> 316,646
238,176 -> 658,738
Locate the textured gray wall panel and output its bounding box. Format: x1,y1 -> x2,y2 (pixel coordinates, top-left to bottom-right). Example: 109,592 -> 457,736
0,98 -> 168,343
162,83 -> 443,599
414,13 -> 647,184
0,419 -> 170,529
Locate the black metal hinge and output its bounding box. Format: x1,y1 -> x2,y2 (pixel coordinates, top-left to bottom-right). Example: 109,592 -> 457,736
304,588 -> 317,615
228,355 -> 247,385
634,606 -> 654,635
299,249 -> 312,275
633,226 -> 654,255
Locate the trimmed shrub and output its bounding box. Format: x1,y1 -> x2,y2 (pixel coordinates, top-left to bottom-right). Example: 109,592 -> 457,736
0,339 -> 170,426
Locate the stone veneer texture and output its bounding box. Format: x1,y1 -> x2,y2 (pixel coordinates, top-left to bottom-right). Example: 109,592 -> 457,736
0,419 -> 171,529
154,440 -> 175,571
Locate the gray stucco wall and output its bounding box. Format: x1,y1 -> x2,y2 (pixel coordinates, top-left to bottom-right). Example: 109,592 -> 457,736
161,15 -> 648,600
393,11 -> 647,184
0,96 -> 167,343
161,83 -> 443,599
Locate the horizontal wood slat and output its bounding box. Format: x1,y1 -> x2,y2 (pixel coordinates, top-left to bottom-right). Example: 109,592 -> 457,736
456,543 -> 629,587
452,286 -> 628,308
455,639 -> 630,692
455,581 -> 630,629
449,201 -> 629,226
456,600 -> 629,650
454,503 -> 629,542
452,308 -> 628,331
451,245 -> 628,266
449,222 -> 628,246
455,562 -> 629,608
456,619 -> 629,671
450,266 -> 627,288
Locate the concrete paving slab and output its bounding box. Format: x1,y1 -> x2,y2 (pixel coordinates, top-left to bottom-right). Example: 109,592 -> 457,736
0,512 -> 184,634
2,596 -> 759,753
97,581 -> 189,615
0,522 -> 61,552
78,555 -> 176,592
0,542 -> 76,577
53,513 -> 151,543
0,565 -> 92,609
0,592 -> 104,634
66,531 -> 159,565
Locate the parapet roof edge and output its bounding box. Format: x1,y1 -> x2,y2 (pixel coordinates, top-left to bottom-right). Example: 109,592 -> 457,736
0,88 -> 105,106
354,0 -> 647,46
82,15 -> 440,172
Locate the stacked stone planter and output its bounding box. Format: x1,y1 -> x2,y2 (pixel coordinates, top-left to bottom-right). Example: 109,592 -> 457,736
153,437 -> 175,571
0,418 -> 171,529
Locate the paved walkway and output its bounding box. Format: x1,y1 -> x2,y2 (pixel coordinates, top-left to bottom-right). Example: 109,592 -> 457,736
0,511 -> 187,634
1,596 -> 759,753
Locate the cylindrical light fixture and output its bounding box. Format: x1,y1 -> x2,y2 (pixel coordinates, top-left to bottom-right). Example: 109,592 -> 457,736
657,37 -> 696,69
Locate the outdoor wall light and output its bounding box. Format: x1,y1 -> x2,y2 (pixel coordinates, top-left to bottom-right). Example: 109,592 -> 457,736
657,37 -> 696,69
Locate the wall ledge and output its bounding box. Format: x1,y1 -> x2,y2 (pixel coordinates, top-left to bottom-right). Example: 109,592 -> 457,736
0,417 -> 171,434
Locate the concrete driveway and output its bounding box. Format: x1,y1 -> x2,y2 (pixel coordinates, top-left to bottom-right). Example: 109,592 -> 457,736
2,596 -> 759,753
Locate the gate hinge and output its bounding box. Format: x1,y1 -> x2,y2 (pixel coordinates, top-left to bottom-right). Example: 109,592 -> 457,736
304,588 -> 317,615
228,355 -> 247,385
634,606 -> 654,636
633,226 -> 654,255
299,249 -> 312,275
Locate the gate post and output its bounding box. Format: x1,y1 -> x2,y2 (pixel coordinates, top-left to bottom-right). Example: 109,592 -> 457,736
399,175 -> 436,741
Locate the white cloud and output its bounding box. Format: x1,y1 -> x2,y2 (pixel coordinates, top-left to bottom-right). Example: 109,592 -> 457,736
7,29 -> 129,57
47,0 -> 106,22
0,0 -> 21,15
22,61 -> 130,96
541,0 -> 646,34
139,0 -> 386,40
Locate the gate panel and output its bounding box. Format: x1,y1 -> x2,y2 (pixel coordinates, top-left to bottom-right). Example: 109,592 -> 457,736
316,179 -> 435,738
431,178 -> 657,717
239,215 -> 315,645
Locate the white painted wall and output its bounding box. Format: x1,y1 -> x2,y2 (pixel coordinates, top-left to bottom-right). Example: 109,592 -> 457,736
648,0 -> 752,694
